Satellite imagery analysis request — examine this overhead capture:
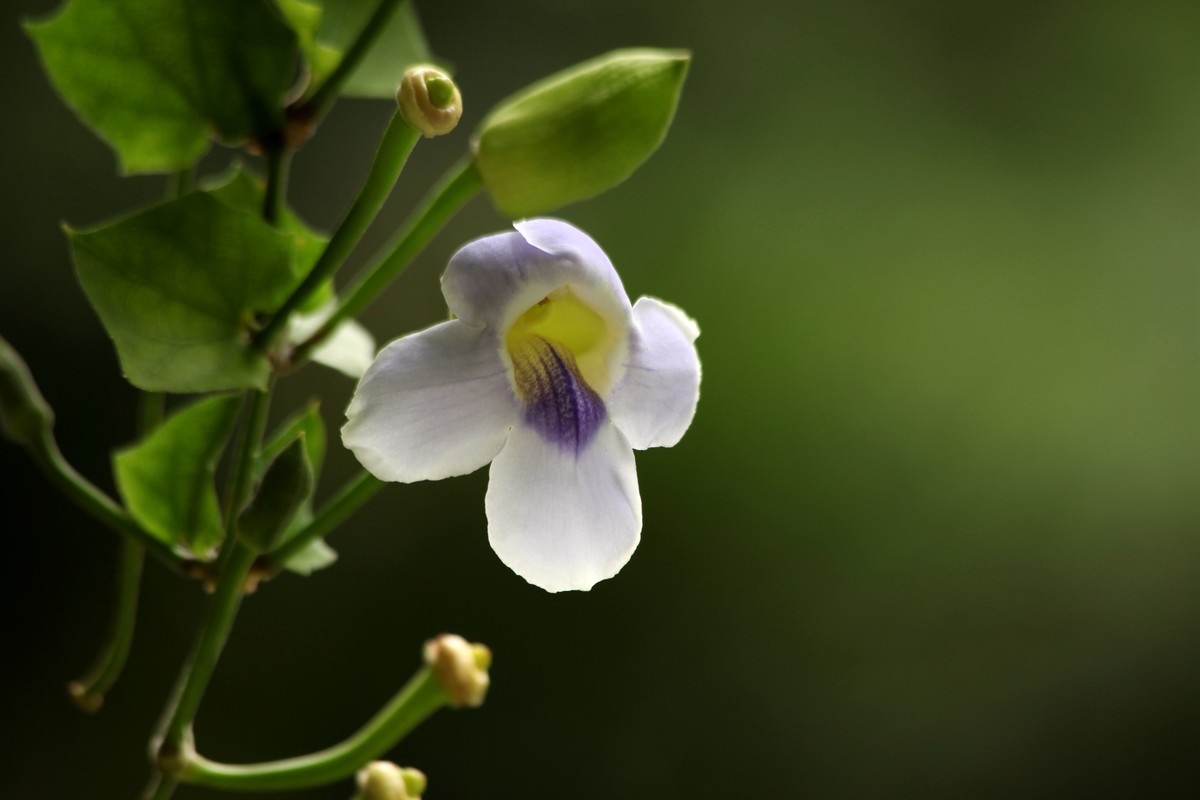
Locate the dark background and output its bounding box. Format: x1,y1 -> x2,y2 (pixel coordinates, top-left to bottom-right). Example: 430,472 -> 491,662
2,0 -> 1198,797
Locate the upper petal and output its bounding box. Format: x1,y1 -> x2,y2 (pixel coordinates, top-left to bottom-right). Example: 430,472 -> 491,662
343,320 -> 518,482
608,297 -> 701,449
486,419 -> 641,592
441,218 -> 631,332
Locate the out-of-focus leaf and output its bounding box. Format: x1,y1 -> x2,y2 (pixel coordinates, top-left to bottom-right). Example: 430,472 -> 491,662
260,402 -> 327,479
113,395 -> 240,555
69,193 -> 299,392
280,0 -> 432,99
239,438 -> 314,554
259,402 -> 339,575
282,533 -> 339,575
26,0 -> 299,174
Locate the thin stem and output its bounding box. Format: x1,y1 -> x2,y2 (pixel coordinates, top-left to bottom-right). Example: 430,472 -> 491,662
180,669 -> 446,791
254,110 -> 422,353
157,541 -> 259,759
156,385 -> 272,758
143,775 -> 178,800
267,471 -> 383,570
262,137 -> 291,226
67,536 -> 144,712
298,0 -> 406,120
292,159 -> 483,365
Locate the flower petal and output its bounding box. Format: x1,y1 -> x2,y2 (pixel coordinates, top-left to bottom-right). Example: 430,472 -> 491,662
441,218 -> 631,331
486,420 -> 641,592
343,320 -> 517,482
608,297 -> 701,449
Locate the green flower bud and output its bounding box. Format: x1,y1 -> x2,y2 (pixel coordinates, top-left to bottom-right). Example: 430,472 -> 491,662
473,48 -> 690,218
398,66 -> 463,138
355,761 -> 427,800
0,337 -> 54,447
238,436 -> 314,554
423,633 -> 491,708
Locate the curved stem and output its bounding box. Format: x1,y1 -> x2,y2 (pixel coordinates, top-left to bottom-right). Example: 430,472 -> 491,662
67,389 -> 162,710
297,0 -> 407,120
180,669 -> 446,791
67,536 -> 144,711
267,471 -> 383,571
292,159 -> 483,365
254,110 -> 421,353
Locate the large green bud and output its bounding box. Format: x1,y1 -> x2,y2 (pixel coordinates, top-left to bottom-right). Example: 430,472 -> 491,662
473,48 -> 690,218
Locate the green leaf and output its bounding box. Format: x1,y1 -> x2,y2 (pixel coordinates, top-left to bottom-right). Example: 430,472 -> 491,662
280,0 -> 433,99
113,395 -> 240,555
239,438 -> 315,554
474,49 -> 691,218
203,165 -> 332,307
26,0 -> 299,174
260,402 -> 338,575
69,192 -> 300,393
261,402 -> 326,479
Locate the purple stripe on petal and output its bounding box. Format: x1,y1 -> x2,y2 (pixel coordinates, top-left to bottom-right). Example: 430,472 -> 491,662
510,336 -> 606,455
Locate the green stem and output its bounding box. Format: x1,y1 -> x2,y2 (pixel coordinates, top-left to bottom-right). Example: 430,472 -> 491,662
66,389 -> 163,710
180,669 -> 446,791
268,471 -> 383,570
262,137 -> 291,226
156,385 -> 272,759
67,536 -> 144,712
297,0 -> 407,120
254,110 -> 421,353
292,159 -> 483,365
157,541 -> 259,759
143,775 -> 178,800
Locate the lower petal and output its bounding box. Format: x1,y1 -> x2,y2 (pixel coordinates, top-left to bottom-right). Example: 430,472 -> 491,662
486,420 -> 642,592
343,320 -> 517,482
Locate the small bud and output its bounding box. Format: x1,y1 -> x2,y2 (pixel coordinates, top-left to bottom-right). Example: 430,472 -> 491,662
398,66 -> 462,138
238,437 -> 314,554
423,634 -> 491,708
473,48 -> 690,218
356,761 -> 426,800
0,337 -> 54,447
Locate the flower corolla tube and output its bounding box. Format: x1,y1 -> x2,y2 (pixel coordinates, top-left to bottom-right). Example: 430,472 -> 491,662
342,219 -> 700,592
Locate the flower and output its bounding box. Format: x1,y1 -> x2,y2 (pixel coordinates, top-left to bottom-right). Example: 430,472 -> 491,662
342,219 -> 700,592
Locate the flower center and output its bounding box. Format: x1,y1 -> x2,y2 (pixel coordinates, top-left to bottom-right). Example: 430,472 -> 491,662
505,288 -> 613,452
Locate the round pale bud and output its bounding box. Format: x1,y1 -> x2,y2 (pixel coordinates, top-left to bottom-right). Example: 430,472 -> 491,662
423,634 -> 491,708
397,66 -> 462,138
356,761 -> 427,800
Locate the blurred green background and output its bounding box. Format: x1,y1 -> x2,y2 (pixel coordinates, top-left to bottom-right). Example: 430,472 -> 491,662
2,0 -> 1197,797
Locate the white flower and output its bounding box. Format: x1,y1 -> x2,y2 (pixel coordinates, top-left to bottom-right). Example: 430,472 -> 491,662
342,219 -> 700,592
